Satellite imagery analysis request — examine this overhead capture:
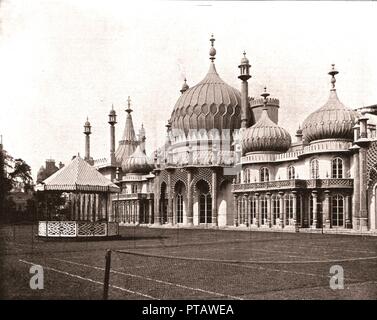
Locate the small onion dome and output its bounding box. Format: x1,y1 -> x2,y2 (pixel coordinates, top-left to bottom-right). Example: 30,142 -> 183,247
242,109 -> 292,153
302,65 -> 358,143
302,90 -> 358,143
240,51 -> 249,65
121,145 -> 154,174
84,119 -> 91,126
109,108 -> 116,116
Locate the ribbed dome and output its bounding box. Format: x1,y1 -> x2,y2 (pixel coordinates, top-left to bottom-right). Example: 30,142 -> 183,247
170,62 -> 241,135
121,145 -> 153,174
242,109 -> 292,154
302,90 -> 358,143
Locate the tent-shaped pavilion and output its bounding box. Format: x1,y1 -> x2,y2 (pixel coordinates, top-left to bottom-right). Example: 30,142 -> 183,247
36,155 -> 120,238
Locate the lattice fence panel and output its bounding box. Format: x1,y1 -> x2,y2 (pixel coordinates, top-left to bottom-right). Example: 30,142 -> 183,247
47,222 -> 77,237
77,222 -> 106,236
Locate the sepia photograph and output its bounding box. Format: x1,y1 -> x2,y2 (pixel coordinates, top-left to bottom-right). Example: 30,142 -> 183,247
0,0 -> 376,309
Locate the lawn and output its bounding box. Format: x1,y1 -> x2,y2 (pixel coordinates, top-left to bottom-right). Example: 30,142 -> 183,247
0,224 -> 376,299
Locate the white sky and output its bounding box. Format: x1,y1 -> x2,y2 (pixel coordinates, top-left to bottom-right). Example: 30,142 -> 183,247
1,0 -> 377,179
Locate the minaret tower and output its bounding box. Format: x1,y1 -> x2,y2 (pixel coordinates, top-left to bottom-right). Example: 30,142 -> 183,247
108,104 -> 117,165
139,124 -> 146,153
83,117 -> 92,163
238,51 -> 251,129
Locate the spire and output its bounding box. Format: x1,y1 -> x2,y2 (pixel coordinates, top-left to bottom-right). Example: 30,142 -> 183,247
115,96 -> 138,165
209,34 -> 216,62
126,96 -> 133,114
328,64 -> 339,91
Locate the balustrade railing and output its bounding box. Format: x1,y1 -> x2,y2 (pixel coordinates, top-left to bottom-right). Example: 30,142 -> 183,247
232,178 -> 353,192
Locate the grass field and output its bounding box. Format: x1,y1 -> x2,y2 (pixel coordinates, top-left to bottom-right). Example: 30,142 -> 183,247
0,224 -> 376,300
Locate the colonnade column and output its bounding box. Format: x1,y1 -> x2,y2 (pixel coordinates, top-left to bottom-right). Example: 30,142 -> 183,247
237,196 -> 241,226
266,192 -> 272,227
312,190 -> 318,228
292,191 -> 297,228
352,148 -> 360,229
255,193 -> 260,227
359,147 -> 368,230
154,173 -> 161,225
246,195 -> 250,226
211,170 -> 218,227
345,195 -> 352,228
323,190 -> 331,228
148,199 -> 153,224
167,172 -> 173,225
187,170 -> 193,226
233,195 -> 238,226
279,192 -> 284,228
136,200 -> 140,225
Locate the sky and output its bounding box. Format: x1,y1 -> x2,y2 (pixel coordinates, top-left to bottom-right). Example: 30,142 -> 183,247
1,0 -> 377,180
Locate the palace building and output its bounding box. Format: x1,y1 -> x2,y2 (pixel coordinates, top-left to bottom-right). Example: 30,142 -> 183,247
82,35 -> 377,233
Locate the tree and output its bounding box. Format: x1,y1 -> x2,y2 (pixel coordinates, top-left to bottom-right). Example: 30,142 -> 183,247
9,158 -> 33,192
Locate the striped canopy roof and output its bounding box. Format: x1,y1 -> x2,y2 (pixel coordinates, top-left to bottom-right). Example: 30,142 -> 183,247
36,155 -> 120,193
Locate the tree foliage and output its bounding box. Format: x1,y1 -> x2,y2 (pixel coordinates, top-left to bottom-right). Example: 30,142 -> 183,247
9,158 -> 33,191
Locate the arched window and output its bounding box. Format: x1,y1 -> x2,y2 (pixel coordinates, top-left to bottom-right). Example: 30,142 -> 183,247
310,159 -> 319,179
332,194 -> 344,227
332,158 -> 343,179
260,167 -> 270,182
176,194 -> 183,223
287,166 -> 295,180
260,195 -> 268,225
197,180 -> 212,224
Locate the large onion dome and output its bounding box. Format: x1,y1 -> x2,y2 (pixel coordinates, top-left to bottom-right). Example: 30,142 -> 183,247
121,145 -> 154,174
302,65 -> 358,143
170,35 -> 241,135
242,89 -> 291,154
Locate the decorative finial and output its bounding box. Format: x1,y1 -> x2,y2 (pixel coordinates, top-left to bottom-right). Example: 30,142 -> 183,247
328,64 -> 339,91
111,104 -> 114,110
126,96 -> 133,113
261,86 -> 270,110
209,34 -> 216,62
180,78 -> 189,94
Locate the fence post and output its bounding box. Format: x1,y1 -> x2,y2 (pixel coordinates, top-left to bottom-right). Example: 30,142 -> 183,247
103,249 -> 112,300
